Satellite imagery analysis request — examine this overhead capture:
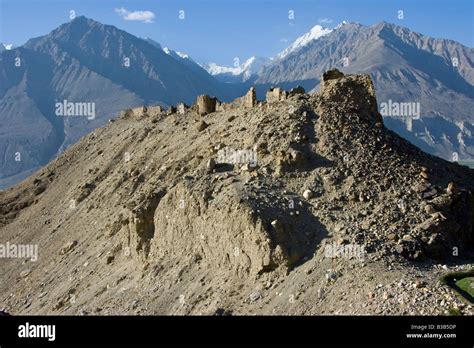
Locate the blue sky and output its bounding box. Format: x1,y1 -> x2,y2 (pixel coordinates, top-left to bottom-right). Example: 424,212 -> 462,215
1,0 -> 473,65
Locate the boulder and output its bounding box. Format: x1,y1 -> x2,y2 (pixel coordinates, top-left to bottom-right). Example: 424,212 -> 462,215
60,241 -> 78,255
447,182 -> 455,195
121,109 -> 134,118
289,86 -> 305,95
322,68 -> 345,81
206,158 -> 216,172
196,120 -> 209,132
303,189 -> 314,200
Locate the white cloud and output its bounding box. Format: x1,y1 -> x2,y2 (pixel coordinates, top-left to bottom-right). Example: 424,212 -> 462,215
318,18 -> 333,24
114,8 -> 155,23
280,38 -> 289,43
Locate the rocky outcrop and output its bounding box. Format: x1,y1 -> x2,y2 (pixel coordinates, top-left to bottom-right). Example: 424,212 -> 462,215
318,70 -> 382,124
322,68 -> 345,82
129,192 -> 165,258
289,86 -> 305,96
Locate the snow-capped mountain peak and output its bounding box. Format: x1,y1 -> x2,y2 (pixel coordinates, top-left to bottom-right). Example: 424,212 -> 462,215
143,37 -> 162,49
0,43 -> 14,52
143,38 -> 191,61
276,21 -> 349,60
204,62 -> 240,76
240,56 -> 272,80
203,56 -> 271,82
335,20 -> 349,29
276,24 -> 332,59
163,47 -> 189,59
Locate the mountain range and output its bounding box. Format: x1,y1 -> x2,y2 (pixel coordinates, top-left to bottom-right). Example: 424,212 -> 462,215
256,21 -> 474,164
203,56 -> 272,83
207,21 -> 474,165
0,17 -> 245,187
0,17 -> 473,188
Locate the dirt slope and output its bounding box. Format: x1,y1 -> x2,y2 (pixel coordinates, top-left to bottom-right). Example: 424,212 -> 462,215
1,71 -> 473,315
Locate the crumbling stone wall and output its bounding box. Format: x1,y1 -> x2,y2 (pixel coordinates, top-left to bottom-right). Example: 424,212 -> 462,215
266,87 -> 288,103
197,95 -> 218,115
319,69 -> 382,123
176,103 -> 188,115
244,87 -> 257,108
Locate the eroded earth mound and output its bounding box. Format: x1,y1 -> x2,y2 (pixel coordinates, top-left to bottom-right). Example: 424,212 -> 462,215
1,70 -> 473,315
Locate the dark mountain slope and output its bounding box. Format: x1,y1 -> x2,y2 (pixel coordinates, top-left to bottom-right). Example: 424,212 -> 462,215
0,16 -> 241,187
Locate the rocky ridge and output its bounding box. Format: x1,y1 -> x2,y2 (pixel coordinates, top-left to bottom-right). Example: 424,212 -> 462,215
0,70 -> 473,315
